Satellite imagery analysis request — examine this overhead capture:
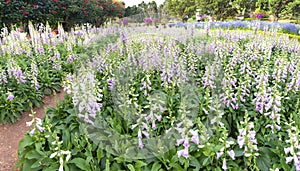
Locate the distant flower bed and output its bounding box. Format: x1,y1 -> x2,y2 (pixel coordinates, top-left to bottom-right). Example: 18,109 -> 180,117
194,21 -> 300,35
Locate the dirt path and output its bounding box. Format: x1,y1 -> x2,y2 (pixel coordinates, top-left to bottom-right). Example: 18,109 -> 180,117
0,91 -> 65,171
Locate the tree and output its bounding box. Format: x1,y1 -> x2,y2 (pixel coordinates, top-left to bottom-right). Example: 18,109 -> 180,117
255,0 -> 294,21
125,5 -> 141,17
166,0 -> 197,21
282,0 -> 300,21
124,1 -> 160,23
231,0 -> 257,16
268,0 -> 294,20
195,0 -> 236,20
148,1 -> 158,14
0,0 -> 125,30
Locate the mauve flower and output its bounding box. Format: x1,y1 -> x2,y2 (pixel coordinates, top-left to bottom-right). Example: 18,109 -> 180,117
222,158 -> 227,170
37,124 -> 45,132
228,150 -> 235,160
152,120 -> 156,130
237,136 -> 245,148
7,93 -> 14,101
177,138 -> 185,146
190,130 -> 199,144
284,147 -> 291,154
177,147 -> 189,159
156,115 -> 162,121
142,131 -> 150,139
286,156 -> 293,164
183,138 -> 190,148
107,78 -> 115,91
138,129 -> 142,138
249,131 -> 256,140
138,138 -> 144,149
26,120 -> 34,127
29,128 -> 35,136
216,152 -> 223,159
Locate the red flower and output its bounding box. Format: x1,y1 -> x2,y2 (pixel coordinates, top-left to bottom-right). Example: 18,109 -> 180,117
20,6 -> 25,10
53,0 -> 57,2
6,0 -> 11,4
51,10 -> 56,14
57,4 -> 61,8
85,13 -> 88,17
33,4 -> 38,9
23,11 -> 29,15
63,6 -> 67,10
84,0 -> 90,4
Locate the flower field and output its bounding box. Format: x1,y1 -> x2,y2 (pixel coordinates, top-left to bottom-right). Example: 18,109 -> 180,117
1,23 -> 300,171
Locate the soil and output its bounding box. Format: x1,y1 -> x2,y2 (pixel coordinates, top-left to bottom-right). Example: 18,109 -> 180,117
0,91 -> 65,171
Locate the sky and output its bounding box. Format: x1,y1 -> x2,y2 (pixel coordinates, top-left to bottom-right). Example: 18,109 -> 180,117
123,0 -> 165,7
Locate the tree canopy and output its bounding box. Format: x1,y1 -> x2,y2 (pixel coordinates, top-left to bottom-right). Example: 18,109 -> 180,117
159,0 -> 299,21
0,0 -> 125,30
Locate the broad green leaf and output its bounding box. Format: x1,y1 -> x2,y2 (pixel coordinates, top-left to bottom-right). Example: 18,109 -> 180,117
18,136 -> 34,151
69,158 -> 91,171
135,160 -> 147,168
256,155 -> 271,171
151,162 -> 162,171
127,164 -> 135,171
190,156 -> 200,170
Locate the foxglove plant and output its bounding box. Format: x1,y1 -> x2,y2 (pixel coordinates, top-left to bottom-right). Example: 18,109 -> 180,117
176,98 -> 198,159
49,133 -> 71,171
29,61 -> 39,90
0,68 -> 8,84
215,130 -> 235,171
264,88 -> 282,132
7,59 -> 26,84
237,111 -> 259,169
26,111 -> 45,136
72,64 -> 102,125
284,118 -> 300,171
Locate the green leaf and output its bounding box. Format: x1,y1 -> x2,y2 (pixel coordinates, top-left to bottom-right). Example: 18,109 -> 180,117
69,158 -> 91,171
190,156 -> 200,170
31,158 -> 45,169
44,88 -> 51,96
127,164 -> 135,171
135,160 -> 147,168
151,162 -> 161,171
43,163 -> 60,171
97,147 -> 103,163
18,136 -> 34,151
25,150 -> 42,160
22,159 -> 40,171
202,157 -> 210,166
234,149 -> 244,157
256,155 -> 271,171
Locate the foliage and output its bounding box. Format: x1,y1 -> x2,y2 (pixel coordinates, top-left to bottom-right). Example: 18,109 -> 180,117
0,0 -> 125,30
165,0 -> 196,21
0,22 -> 117,123
281,0 -> 300,21
255,0 -> 294,21
195,0 -> 237,20
159,0 -> 297,21
124,0 -> 159,21
17,26 -> 300,171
